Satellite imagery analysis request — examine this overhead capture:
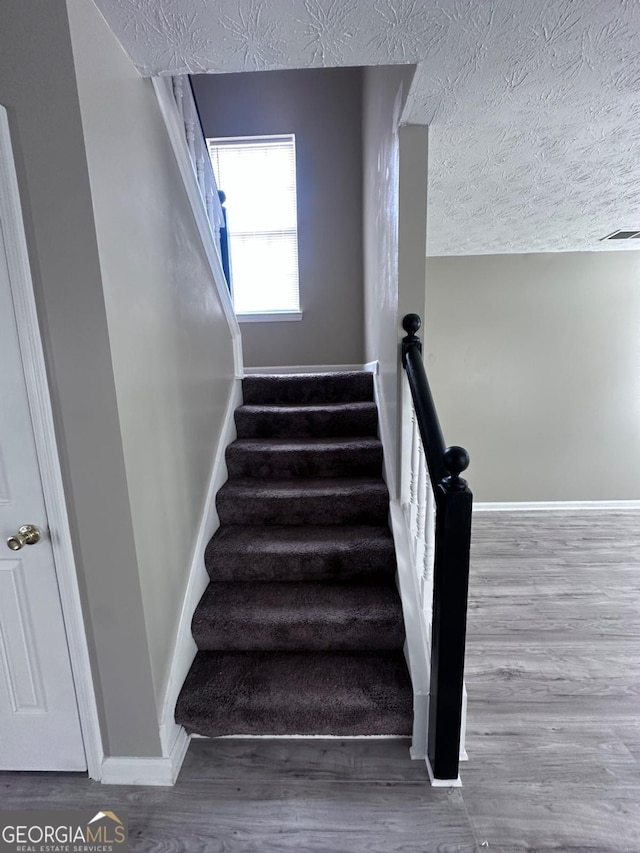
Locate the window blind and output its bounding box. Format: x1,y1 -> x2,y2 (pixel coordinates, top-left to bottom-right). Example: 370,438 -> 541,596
207,135 -> 300,315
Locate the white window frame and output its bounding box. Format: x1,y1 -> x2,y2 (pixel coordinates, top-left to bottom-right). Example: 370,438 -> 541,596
207,134 -> 302,322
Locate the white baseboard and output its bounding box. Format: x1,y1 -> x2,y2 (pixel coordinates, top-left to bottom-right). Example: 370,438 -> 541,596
243,364 -> 367,375
101,728 -> 190,786
425,756 -> 462,788
158,378 -> 243,765
474,500 -> 640,512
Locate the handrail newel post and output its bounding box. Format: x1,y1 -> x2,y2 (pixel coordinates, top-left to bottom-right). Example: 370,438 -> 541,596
429,448 -> 472,780
400,313 -> 473,783
401,312 -> 422,367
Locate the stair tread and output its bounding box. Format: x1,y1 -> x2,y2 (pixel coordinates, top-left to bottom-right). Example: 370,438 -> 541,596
205,525 -> 397,583
192,582 -> 405,651
175,650 -> 413,737
235,401 -> 378,439
228,436 -> 382,450
218,477 -> 389,497
237,402 -> 377,414
242,372 -> 374,405
208,523 -> 395,550
226,437 -> 384,479
195,581 -> 402,614
217,478 -> 390,526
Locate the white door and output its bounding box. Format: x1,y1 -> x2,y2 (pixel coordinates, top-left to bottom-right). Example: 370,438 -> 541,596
0,126 -> 86,771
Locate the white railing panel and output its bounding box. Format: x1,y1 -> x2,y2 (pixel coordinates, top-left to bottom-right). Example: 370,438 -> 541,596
401,373 -> 436,613
152,75 -> 242,375
171,76 -> 225,239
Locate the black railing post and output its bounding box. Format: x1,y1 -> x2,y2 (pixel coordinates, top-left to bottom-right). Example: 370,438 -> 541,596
401,314 -> 473,782
428,447 -> 472,780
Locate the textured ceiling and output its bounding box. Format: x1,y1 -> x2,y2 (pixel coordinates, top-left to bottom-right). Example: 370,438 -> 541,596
93,0 -> 640,256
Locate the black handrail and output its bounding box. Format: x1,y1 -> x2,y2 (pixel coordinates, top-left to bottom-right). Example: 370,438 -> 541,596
401,313 -> 473,782
402,313 -> 446,486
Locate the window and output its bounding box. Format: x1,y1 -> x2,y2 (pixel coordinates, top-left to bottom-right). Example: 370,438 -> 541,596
207,135 -> 300,319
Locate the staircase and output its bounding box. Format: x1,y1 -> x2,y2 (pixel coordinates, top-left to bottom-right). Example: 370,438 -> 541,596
175,371 -> 412,737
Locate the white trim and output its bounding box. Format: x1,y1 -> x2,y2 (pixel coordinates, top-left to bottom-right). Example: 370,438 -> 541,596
368,359 -> 396,497
0,108 -> 104,779
152,76 -> 243,378
425,756 -> 462,788
459,686 -> 468,762
238,311 -> 303,323
158,379 -> 243,761
101,728 -> 190,786
243,364 -> 367,375
474,500 -> 640,512
197,734 -> 411,740
390,500 -> 431,760
208,134 -> 296,146
408,691 -> 429,761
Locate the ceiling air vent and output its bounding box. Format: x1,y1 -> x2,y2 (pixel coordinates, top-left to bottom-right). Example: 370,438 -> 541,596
601,229 -> 640,241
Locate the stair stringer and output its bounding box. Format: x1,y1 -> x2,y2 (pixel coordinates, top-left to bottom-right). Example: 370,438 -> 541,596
159,378 -> 243,762
364,362 -> 429,760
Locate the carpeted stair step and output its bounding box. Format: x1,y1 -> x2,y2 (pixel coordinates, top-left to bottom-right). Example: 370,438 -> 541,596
225,437 -> 383,479
176,369 -> 413,740
191,582 -> 405,651
175,650 -> 413,737
216,477 -> 390,526
205,525 -> 397,584
242,372 -> 373,405
235,402 -> 378,439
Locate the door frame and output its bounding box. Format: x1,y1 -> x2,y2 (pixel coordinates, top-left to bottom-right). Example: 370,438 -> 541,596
0,106 -> 104,780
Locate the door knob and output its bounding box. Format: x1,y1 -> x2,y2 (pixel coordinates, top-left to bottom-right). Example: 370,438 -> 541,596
7,525 -> 42,551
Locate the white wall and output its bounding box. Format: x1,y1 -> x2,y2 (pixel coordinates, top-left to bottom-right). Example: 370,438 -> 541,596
425,252 -> 640,502
67,0 -> 236,711
362,65 -> 420,495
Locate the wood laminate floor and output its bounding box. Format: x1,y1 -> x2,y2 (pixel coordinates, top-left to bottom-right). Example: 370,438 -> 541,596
1,510 -> 639,852
462,510 -> 640,853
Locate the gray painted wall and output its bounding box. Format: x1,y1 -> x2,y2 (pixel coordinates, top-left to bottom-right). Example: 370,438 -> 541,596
425,252 -> 640,502
192,68 -> 364,367
0,0 -> 160,756
67,0 -> 236,713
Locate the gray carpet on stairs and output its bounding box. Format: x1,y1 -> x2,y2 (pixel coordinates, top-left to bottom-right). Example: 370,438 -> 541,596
191,582 -> 406,651
235,401 -> 379,439
175,371 -> 412,737
204,525 -> 397,584
226,437 -> 383,479
177,651 -> 412,736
